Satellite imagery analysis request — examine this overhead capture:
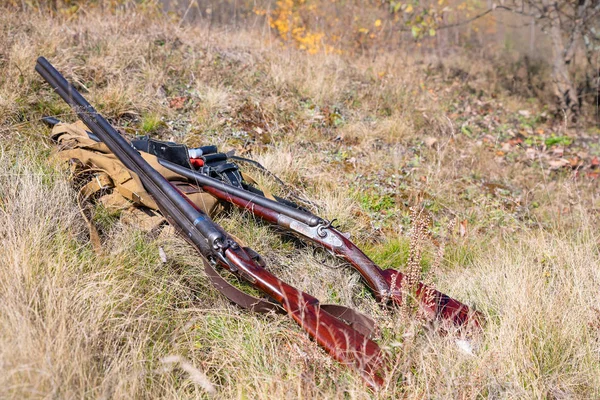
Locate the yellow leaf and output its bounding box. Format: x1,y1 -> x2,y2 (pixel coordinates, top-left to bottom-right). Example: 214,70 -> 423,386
405,4 -> 413,13
374,19 -> 382,27
358,27 -> 369,34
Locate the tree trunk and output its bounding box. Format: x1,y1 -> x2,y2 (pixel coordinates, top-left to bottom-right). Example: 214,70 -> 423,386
541,0 -> 580,118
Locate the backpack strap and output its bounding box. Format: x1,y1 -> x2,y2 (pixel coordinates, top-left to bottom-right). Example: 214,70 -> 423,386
80,171 -> 114,198
73,168 -> 114,254
198,155 -> 244,188
131,136 -> 190,168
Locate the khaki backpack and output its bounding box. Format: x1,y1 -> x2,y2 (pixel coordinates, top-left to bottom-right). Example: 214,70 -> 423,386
51,121 -> 222,248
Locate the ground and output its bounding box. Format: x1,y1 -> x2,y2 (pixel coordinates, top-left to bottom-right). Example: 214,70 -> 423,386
0,4 -> 599,399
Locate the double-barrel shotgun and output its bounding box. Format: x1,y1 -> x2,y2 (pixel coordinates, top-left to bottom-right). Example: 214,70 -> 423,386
159,158 -> 483,330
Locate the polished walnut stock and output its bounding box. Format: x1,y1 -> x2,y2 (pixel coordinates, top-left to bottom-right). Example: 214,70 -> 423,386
200,185 -> 483,329
35,57 -> 386,388
223,247 -> 385,387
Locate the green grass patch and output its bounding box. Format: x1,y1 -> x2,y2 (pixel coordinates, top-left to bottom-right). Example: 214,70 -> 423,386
140,113 -> 164,134
362,236 -> 468,274
443,242 -> 477,269
544,135 -> 572,147
364,237 -> 410,270
92,203 -> 122,233
32,98 -> 71,119
363,237 -> 430,272
357,192 -> 395,213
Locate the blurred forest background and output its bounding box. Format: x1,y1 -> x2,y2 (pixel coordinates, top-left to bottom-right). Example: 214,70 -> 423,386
159,0 -> 599,121
18,0 -> 600,122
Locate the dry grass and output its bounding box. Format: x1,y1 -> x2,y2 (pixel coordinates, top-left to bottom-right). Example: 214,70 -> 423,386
1,3 -> 599,399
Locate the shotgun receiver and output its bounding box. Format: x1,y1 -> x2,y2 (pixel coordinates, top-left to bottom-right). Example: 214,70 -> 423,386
35,57 -> 386,387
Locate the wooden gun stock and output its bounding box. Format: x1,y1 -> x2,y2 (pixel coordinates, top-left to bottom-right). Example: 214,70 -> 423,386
199,184 -> 483,330
223,247 -> 385,387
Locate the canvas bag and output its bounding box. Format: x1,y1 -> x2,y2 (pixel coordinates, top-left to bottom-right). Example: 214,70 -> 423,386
51,120 -> 221,216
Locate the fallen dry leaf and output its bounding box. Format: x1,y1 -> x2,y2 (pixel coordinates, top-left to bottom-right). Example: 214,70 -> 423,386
459,219 -> 468,237
548,159 -> 570,170
569,157 -> 581,168
424,136 -> 438,148
169,96 -> 187,109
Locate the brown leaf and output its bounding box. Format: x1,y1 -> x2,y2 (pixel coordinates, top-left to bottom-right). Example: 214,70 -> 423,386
459,220 -> 468,237
569,157 -> 581,168
548,159 -> 570,170
169,96 -> 187,109
586,171 -> 599,179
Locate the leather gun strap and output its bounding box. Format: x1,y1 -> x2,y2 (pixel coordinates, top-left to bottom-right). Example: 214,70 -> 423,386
202,259 -> 376,337
202,259 -> 284,314
240,172 -> 277,201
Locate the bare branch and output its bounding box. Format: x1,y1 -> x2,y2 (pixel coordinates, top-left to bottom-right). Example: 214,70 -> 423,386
427,4 -> 545,32
564,0 -> 591,65
436,8 -> 494,30
495,4 -> 539,18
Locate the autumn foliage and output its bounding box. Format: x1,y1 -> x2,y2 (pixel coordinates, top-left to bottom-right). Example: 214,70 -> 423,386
256,0 -> 598,119
257,0 -> 496,54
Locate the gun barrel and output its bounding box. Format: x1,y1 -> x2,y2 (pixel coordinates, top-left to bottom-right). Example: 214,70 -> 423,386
41,116 -> 61,127
159,159 -> 323,227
